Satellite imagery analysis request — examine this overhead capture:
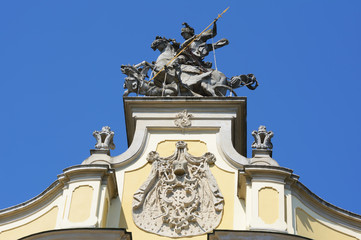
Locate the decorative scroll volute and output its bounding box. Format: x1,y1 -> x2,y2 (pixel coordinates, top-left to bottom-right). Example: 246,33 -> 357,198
132,141 -> 224,237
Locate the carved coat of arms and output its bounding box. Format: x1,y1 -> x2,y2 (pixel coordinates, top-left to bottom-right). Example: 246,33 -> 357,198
132,141 -> 224,237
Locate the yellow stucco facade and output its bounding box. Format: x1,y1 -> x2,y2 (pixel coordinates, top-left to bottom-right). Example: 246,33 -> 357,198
0,207 -> 58,240
296,208 -> 358,240
258,187 -> 279,224
68,186 -> 94,223
0,98 -> 360,240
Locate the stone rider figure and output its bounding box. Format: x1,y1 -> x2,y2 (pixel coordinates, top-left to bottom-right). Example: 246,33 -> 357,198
178,20 -> 229,69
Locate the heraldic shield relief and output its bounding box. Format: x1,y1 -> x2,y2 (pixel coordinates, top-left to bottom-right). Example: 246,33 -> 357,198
132,141 -> 224,237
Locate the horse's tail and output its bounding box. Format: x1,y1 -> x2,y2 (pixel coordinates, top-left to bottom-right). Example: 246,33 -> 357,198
228,74 -> 259,90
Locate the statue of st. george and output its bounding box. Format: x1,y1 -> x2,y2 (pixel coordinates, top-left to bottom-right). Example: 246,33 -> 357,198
121,21 -> 258,97
177,21 -> 229,69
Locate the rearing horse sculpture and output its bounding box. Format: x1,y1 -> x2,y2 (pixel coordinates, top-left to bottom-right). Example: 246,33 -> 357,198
121,36 -> 258,96
121,64 -> 178,96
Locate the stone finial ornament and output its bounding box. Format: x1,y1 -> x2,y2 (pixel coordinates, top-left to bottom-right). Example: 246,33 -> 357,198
92,126 -> 115,150
132,141 -> 224,237
251,125 -> 273,150
250,125 -> 279,166
174,110 -> 193,128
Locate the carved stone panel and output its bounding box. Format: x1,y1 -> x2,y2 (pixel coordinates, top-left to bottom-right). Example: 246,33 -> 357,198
174,110 -> 193,128
132,141 -> 224,237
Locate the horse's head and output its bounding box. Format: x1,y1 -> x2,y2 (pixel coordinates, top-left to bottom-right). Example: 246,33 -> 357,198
151,36 -> 179,52
121,65 -> 132,75
151,36 -> 168,51
121,65 -> 142,93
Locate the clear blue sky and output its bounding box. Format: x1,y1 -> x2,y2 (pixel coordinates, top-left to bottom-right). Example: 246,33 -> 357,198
1,1 -> 361,215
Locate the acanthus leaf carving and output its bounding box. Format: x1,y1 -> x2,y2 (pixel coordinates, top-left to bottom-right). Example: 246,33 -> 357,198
93,126 -> 115,150
174,110 -> 193,128
251,125 -> 273,150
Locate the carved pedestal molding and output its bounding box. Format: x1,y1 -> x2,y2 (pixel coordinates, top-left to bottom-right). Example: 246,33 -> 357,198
132,141 -> 224,237
57,165 -> 118,229
240,166 -> 293,232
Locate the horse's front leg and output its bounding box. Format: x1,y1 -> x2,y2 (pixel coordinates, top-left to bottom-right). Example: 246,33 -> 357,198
201,81 -> 217,96
134,61 -> 154,69
123,90 -> 130,96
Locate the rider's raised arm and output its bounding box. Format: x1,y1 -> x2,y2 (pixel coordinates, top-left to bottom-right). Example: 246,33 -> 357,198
200,20 -> 217,41
180,35 -> 196,49
212,20 -> 217,37
134,61 -> 154,69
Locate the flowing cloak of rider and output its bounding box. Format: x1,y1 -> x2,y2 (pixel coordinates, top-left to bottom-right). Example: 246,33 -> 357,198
178,21 -> 228,68
172,21 -> 229,87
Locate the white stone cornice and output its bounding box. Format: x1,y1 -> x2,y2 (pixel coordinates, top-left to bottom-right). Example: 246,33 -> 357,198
101,97 -> 251,168
0,165 -> 117,226
291,180 -> 361,230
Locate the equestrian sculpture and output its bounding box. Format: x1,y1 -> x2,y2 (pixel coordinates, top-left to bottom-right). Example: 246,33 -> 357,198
121,20 -> 258,97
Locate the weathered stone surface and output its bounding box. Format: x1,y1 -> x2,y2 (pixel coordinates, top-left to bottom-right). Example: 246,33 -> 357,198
251,125 -> 273,150
250,125 -> 278,166
174,110 -> 192,128
121,21 -> 258,97
92,126 -> 115,151
132,141 -> 224,237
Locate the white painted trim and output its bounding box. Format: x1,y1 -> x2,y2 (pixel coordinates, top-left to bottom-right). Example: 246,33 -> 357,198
0,196 -> 62,233
106,107 -> 250,169
292,196 -> 361,239
233,169 -> 247,230
285,188 -> 295,234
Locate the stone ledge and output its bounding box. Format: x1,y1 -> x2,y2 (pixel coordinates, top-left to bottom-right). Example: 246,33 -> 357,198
19,228 -> 132,240
208,230 -> 312,240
